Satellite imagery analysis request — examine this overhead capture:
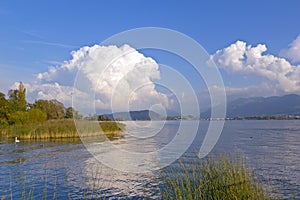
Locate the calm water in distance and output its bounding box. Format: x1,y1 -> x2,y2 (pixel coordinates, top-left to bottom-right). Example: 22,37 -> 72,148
0,120 -> 299,199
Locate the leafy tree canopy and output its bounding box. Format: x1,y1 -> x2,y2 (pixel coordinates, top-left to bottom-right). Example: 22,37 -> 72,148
0,82 -> 82,127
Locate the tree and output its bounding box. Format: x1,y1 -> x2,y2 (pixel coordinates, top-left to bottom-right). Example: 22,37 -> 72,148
0,92 -> 9,119
8,89 -> 18,112
8,82 -> 27,112
18,82 -> 26,111
33,99 -> 65,120
98,115 -> 112,121
33,99 -> 49,117
0,92 -> 9,127
65,107 -> 83,119
65,107 -> 74,119
8,109 -> 47,125
27,108 -> 47,123
49,99 -> 65,119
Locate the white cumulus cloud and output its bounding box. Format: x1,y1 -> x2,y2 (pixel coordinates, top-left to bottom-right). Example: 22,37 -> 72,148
21,44 -> 170,112
280,34 -> 300,64
210,40 -> 300,95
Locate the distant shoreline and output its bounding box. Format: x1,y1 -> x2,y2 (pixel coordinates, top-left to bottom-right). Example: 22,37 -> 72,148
200,116 -> 300,121
167,115 -> 300,121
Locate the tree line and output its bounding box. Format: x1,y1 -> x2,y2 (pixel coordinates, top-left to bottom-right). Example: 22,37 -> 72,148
0,82 -> 82,127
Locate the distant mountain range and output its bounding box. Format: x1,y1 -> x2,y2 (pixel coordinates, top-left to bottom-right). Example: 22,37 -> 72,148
99,94 -> 300,120
201,94 -> 300,118
102,110 -> 166,121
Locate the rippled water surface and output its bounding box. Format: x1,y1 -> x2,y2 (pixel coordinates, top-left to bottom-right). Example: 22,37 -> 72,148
0,120 -> 299,199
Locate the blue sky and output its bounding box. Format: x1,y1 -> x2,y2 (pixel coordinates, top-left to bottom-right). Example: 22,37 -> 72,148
0,1 -> 300,114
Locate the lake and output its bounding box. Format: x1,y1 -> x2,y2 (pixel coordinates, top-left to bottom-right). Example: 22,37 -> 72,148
0,120 -> 299,199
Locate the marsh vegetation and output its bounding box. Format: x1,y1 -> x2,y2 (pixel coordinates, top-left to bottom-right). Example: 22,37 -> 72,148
161,153 -> 279,200
0,82 -> 124,140
0,119 -> 125,140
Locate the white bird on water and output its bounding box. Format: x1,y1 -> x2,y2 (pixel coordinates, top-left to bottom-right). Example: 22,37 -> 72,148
15,137 -> 20,143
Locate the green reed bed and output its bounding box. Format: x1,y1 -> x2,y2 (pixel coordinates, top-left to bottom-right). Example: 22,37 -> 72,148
0,119 -> 125,140
161,153 -> 278,200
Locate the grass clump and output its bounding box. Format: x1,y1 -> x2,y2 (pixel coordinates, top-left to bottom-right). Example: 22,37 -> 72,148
161,153 -> 274,200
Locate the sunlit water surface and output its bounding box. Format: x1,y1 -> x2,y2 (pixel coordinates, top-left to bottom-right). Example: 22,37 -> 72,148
0,120 -> 299,199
